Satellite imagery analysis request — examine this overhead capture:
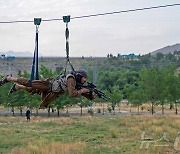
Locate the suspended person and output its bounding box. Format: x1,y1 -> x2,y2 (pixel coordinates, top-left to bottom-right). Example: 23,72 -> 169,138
0,70 -> 96,107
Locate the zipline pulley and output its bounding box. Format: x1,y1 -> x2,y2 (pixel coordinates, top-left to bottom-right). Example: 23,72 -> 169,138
63,16 -> 70,23
34,18 -> 41,26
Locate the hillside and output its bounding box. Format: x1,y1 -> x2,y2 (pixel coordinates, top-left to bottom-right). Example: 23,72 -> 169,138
151,43 -> 180,55
0,57 -> 104,77
0,51 -> 33,57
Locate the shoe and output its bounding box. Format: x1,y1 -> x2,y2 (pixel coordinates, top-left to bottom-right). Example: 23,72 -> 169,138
0,75 -> 9,86
8,83 -> 17,95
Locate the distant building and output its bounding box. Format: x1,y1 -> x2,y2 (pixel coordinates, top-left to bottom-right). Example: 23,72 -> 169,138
7,56 -> 16,60
120,53 -> 139,60
1,54 -> 16,60
1,54 -> 5,59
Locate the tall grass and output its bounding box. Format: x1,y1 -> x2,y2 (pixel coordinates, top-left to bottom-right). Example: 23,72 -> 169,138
0,115 -> 179,153
11,140 -> 86,154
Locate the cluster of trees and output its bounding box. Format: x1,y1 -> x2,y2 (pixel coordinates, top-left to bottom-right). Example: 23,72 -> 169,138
106,51 -> 180,70
129,66 -> 180,115
0,62 -> 179,116
97,64 -> 180,115
0,65 -> 122,116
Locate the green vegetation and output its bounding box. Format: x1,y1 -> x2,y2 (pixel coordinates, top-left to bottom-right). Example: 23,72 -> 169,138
0,51 -> 179,153
0,51 -> 180,115
0,115 -> 179,154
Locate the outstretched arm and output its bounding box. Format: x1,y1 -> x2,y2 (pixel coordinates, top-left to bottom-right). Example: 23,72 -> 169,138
67,77 -> 89,97
67,77 -> 82,97
81,93 -> 97,100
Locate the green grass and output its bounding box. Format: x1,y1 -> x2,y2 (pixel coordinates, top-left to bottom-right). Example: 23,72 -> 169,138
0,115 -> 179,154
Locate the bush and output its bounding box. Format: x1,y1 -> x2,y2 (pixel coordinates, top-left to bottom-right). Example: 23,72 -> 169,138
97,108 -> 101,113
107,106 -> 112,113
88,109 -> 94,116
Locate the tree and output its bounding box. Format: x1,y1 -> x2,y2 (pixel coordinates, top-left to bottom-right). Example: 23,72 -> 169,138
155,53 -> 164,61
57,94 -> 80,115
117,53 -> 121,58
139,54 -> 151,64
139,67 -> 163,115
0,82 -> 13,114
129,89 -> 145,114
8,90 -> 26,116
109,54 -> 113,58
157,68 -> 169,114
53,94 -> 67,117
94,96 -> 107,115
109,86 -> 123,115
78,98 -> 91,116
122,83 -> 137,112
167,66 -> 180,114
27,93 -> 41,116
39,65 -> 57,79
166,53 -> 176,62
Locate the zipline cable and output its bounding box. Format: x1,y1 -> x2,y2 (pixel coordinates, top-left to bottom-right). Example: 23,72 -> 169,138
71,3 -> 180,20
0,3 -> 179,24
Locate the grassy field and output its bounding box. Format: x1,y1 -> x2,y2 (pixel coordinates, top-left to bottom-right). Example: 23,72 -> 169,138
0,114 -> 180,154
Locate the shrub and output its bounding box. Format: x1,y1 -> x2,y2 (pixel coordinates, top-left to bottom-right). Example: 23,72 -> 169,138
107,106 -> 112,113
88,109 -> 94,116
97,108 -> 101,113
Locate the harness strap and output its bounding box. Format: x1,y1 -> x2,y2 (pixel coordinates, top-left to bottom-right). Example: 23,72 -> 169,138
30,19 -> 41,86
63,17 -> 75,74
30,47 -> 36,85
35,25 -> 39,80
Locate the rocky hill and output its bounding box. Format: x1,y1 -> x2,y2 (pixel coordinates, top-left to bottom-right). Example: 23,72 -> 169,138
151,43 -> 180,55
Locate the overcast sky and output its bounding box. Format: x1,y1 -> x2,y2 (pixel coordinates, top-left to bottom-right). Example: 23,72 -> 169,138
0,0 -> 180,57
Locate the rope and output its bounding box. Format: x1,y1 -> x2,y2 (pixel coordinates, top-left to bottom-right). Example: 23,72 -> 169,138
65,23 -> 69,59
30,47 -> 36,85
64,21 -> 75,75
35,25 -> 39,80
30,25 -> 39,86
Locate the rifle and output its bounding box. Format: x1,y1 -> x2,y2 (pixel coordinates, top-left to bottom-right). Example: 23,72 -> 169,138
76,82 -> 110,101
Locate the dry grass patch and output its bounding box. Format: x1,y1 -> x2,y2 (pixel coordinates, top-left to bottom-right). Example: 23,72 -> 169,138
31,116 -> 75,125
11,140 -> 86,154
0,116 -> 24,124
0,113 -> 180,153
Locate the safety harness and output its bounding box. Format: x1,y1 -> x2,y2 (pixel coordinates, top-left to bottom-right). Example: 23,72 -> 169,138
30,18 -> 41,86
29,16 -> 75,88
63,15 -> 75,75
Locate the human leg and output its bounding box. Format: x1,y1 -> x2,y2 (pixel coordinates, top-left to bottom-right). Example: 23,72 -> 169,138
1,76 -> 51,96
16,77 -> 50,91
8,78 -> 50,95
0,75 -> 10,86
7,76 -> 18,82
1,76 -> 50,90
0,75 -> 20,86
